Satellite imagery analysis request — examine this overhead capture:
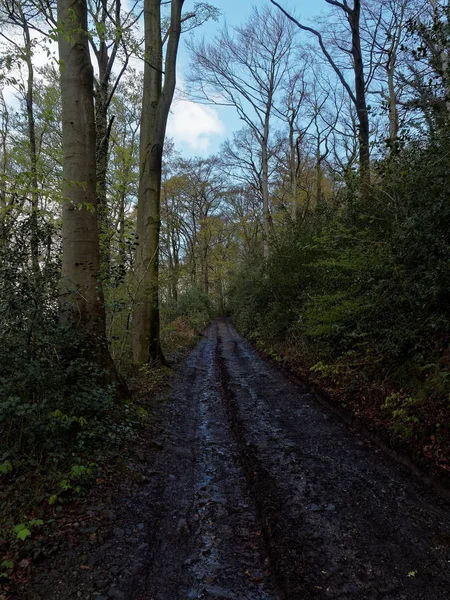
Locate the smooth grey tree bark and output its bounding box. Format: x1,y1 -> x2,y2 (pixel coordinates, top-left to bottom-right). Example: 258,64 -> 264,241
57,0 -> 106,335
131,0 -> 184,366
58,0 -> 128,395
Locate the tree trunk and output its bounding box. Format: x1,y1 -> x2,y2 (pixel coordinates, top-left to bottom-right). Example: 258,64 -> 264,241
385,6 -> 404,146
200,214 -> 209,295
22,14 -> 40,279
95,75 -> 111,275
57,0 -> 106,335
202,241 -> 209,295
289,118 -> 298,221
167,240 -> 176,302
163,188 -> 178,302
0,94 -> 8,256
133,147 -> 164,364
316,157 -> 323,209
118,189 -> 126,268
117,132 -> 134,269
216,277 -> 225,317
131,0 -> 184,366
387,56 -> 399,142
348,1 -> 370,180
429,0 -> 450,116
89,0 -> 130,276
261,114 -> 271,259
171,232 -> 179,302
58,0 -> 127,395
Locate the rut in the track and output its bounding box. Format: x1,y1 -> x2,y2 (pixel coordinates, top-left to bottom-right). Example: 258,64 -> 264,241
215,319 -> 450,599
130,323 -> 278,600
131,319 -> 450,600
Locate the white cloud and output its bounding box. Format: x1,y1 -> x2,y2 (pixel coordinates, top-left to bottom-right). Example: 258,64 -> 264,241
167,99 -> 225,152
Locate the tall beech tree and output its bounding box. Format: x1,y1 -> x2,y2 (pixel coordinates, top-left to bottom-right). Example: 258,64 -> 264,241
190,6 -> 294,258
131,0 -> 184,366
38,0 -> 140,274
270,0 -> 371,181
57,0 -> 107,337
131,1 -> 218,366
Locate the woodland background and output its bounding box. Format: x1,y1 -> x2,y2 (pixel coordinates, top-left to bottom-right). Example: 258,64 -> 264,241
1,0 -> 450,577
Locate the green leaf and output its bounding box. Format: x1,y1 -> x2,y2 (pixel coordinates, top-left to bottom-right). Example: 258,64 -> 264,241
1,560 -> 14,569
0,460 -> 12,475
17,528 -> 31,541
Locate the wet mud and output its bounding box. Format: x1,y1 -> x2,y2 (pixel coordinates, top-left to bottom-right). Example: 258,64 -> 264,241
22,320 -> 450,600
132,319 -> 450,599
130,323 -> 277,600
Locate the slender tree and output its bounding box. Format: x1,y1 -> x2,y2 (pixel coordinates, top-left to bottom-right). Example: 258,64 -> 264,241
362,0 -> 411,145
277,65 -> 309,220
0,0 -> 43,276
87,0 -> 140,273
131,0 -> 184,366
131,1 -> 218,366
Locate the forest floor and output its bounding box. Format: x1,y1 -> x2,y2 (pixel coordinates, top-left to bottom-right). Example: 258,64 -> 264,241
11,319 -> 450,599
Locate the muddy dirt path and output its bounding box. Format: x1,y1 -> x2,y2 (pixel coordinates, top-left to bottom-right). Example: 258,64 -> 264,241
24,320 -> 450,600
131,319 -> 450,600
130,321 -> 277,600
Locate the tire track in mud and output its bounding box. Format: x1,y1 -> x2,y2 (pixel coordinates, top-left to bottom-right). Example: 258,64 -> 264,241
215,330 -> 307,598
131,323 -> 278,600
26,320 -> 450,600
215,319 -> 450,599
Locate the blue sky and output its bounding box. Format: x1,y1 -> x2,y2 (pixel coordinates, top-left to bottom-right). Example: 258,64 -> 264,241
167,0 -> 329,158
3,0 -> 329,159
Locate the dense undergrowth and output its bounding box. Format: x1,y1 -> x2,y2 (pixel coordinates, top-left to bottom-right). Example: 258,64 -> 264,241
230,134 -> 450,474
0,223 -> 203,583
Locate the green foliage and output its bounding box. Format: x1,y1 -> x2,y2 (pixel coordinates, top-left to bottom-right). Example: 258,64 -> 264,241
13,519 -> 44,541
303,292 -> 366,338
57,463 -> 95,496
51,410 -> 89,427
231,133 -> 450,404
0,460 -> 13,475
0,214 -> 135,533
176,286 -> 212,332
382,393 -> 422,440
1,559 -> 15,579
310,361 -> 343,378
